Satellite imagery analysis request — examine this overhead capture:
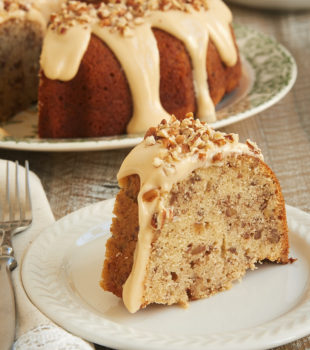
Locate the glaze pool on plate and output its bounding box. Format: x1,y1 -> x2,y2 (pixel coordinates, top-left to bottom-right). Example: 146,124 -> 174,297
22,199 -> 310,350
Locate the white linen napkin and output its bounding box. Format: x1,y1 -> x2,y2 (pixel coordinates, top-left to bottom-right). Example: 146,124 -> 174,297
0,159 -> 94,350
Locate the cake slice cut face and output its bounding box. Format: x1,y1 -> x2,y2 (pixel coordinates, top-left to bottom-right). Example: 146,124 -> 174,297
101,114 -> 289,313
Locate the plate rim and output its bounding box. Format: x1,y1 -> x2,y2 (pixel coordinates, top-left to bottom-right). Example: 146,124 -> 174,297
0,24 -> 297,152
21,200 -> 310,350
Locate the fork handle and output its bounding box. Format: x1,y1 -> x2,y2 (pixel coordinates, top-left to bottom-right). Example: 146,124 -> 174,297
0,257 -> 16,350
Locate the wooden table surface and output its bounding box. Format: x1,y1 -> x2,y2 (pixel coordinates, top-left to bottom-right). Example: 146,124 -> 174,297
1,3 -> 310,350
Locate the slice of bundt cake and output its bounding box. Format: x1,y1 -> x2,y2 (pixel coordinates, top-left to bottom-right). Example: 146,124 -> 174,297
101,114 -> 289,313
38,0 -> 241,138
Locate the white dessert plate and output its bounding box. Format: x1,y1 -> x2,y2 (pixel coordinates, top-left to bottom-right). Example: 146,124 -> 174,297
228,0 -> 310,10
0,24 -> 297,152
22,199 -> 310,350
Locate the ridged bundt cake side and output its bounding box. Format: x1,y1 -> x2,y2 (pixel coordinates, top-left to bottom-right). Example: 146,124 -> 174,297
39,27 -> 241,138
38,0 -> 242,138
39,34 -> 133,137
101,114 -> 289,313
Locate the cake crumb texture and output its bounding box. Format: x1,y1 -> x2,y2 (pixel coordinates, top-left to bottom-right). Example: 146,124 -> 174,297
142,154 -> 288,307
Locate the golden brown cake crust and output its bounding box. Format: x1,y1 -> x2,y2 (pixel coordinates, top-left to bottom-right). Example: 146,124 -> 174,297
101,174 -> 140,297
258,158 -> 289,261
39,33 -> 133,138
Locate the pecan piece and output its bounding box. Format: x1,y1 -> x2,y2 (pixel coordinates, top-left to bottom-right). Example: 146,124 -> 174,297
144,127 -> 157,139
213,139 -> 226,147
142,189 -> 159,202
212,152 -> 223,162
151,213 -> 158,229
225,207 -> 237,217
191,245 -> 206,255
182,144 -> 190,153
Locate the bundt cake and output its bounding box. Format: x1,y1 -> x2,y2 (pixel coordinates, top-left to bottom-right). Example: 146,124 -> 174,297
101,113 -> 289,313
0,0 -> 45,121
38,0 -> 242,138
0,0 -> 64,122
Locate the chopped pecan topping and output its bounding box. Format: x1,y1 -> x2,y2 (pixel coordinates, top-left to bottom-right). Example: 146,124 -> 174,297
145,135 -> 156,146
182,143 -> 190,153
140,114 -> 261,173
198,153 -> 206,161
213,139 -> 226,147
49,0 -> 209,35
246,139 -> 261,154
224,134 -> 235,142
2,0 -> 30,12
175,135 -> 185,144
144,126 -> 157,139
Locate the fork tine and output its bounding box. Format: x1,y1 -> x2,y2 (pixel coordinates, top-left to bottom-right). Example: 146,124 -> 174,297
25,161 -> 32,221
1,161 -> 32,226
15,161 -> 23,221
6,161 -> 13,222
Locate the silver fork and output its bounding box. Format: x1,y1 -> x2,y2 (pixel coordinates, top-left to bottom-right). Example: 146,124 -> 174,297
0,161 -> 32,350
